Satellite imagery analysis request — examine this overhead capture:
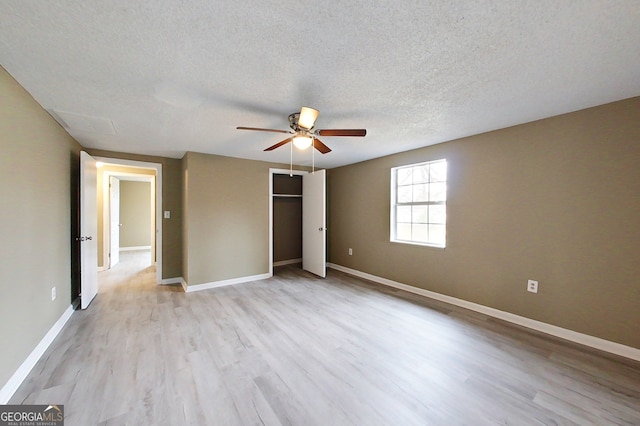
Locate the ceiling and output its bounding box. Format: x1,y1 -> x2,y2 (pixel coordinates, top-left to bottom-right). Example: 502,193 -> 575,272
2,1 -> 639,169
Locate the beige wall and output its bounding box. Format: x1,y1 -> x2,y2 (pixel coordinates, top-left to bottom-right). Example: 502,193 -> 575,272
182,154 -> 190,284
0,66 -> 83,387
88,149 -> 183,279
182,152 -> 293,286
328,97 -> 640,349
120,181 -> 152,248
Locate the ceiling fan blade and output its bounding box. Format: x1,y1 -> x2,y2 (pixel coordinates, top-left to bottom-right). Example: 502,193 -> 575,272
298,107 -> 319,129
317,129 -> 367,137
312,138 -> 332,154
237,126 -> 291,134
264,137 -> 293,151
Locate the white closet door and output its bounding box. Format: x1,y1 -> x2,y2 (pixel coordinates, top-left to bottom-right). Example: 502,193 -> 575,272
302,169 -> 326,278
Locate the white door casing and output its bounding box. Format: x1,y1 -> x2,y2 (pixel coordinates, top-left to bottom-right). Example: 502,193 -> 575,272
80,151 -> 98,309
302,169 -> 327,278
109,175 -> 120,268
96,158 -> 162,283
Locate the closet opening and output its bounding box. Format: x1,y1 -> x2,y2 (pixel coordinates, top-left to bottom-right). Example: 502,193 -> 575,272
270,170 -> 304,275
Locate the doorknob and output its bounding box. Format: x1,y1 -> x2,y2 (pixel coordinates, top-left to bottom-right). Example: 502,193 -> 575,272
86,236 -> 92,240
318,227 -> 327,231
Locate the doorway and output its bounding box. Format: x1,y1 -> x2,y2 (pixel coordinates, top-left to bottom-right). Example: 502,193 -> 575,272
269,168 -> 326,278
103,172 -> 155,269
95,157 -> 163,283
272,172 -> 303,270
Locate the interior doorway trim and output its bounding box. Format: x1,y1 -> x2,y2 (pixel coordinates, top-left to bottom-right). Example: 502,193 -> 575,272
95,157 -> 163,284
269,168 -> 306,277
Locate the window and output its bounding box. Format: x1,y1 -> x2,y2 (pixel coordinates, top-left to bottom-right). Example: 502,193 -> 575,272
391,159 -> 447,247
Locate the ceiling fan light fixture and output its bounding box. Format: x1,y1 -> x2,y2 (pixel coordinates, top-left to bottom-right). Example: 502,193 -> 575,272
237,106 -> 365,154
293,135 -> 313,150
298,106 -> 319,130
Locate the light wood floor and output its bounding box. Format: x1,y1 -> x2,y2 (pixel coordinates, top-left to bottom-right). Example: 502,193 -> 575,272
11,251 -> 640,425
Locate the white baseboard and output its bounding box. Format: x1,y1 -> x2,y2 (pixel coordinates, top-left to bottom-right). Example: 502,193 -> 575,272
273,258 -> 302,267
0,304 -> 75,404
159,277 -> 183,285
119,246 -> 151,252
327,263 -> 640,362
183,273 -> 271,293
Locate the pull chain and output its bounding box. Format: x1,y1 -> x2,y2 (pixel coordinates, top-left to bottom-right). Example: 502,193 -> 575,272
289,139 -> 293,177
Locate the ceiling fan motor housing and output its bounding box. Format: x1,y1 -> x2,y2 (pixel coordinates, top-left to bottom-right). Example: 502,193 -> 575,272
288,112 -> 309,132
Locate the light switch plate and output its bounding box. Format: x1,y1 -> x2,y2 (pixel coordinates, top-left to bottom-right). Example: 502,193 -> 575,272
164,210 -> 171,219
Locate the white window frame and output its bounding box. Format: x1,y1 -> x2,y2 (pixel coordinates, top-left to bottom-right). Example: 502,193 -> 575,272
390,159 -> 447,248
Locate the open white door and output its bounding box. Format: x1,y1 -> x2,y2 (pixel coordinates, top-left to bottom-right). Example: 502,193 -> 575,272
80,151 -> 98,309
109,176 -> 120,268
302,169 -> 326,278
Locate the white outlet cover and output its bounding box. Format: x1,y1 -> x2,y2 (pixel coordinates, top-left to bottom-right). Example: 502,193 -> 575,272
51,287 -> 57,301
527,280 -> 538,293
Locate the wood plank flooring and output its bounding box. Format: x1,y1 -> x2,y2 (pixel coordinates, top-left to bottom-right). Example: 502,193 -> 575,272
10,251 -> 640,425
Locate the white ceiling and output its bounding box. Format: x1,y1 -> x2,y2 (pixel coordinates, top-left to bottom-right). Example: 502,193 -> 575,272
2,1 -> 639,168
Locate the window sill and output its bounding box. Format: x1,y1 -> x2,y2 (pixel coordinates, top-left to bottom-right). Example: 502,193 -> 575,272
390,239 -> 446,249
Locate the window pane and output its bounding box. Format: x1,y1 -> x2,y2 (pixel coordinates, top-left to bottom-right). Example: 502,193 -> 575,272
397,206 -> 411,222
412,205 -> 428,223
397,168 -> 412,185
413,184 -> 428,202
429,205 -> 446,224
413,165 -> 428,183
429,182 -> 446,202
392,159 -> 447,246
397,223 -> 411,240
430,161 -> 447,182
397,185 -> 412,203
428,224 -> 446,245
412,224 -> 428,242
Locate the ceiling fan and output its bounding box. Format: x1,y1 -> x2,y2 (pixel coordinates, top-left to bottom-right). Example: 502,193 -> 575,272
236,107 -> 366,154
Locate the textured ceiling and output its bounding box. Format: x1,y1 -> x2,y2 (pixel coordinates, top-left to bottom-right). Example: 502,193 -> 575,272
1,1 -> 639,168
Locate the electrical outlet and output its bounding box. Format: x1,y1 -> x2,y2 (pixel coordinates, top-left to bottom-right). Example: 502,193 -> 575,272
51,287 -> 57,301
527,280 -> 538,293
348,248 -> 353,255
